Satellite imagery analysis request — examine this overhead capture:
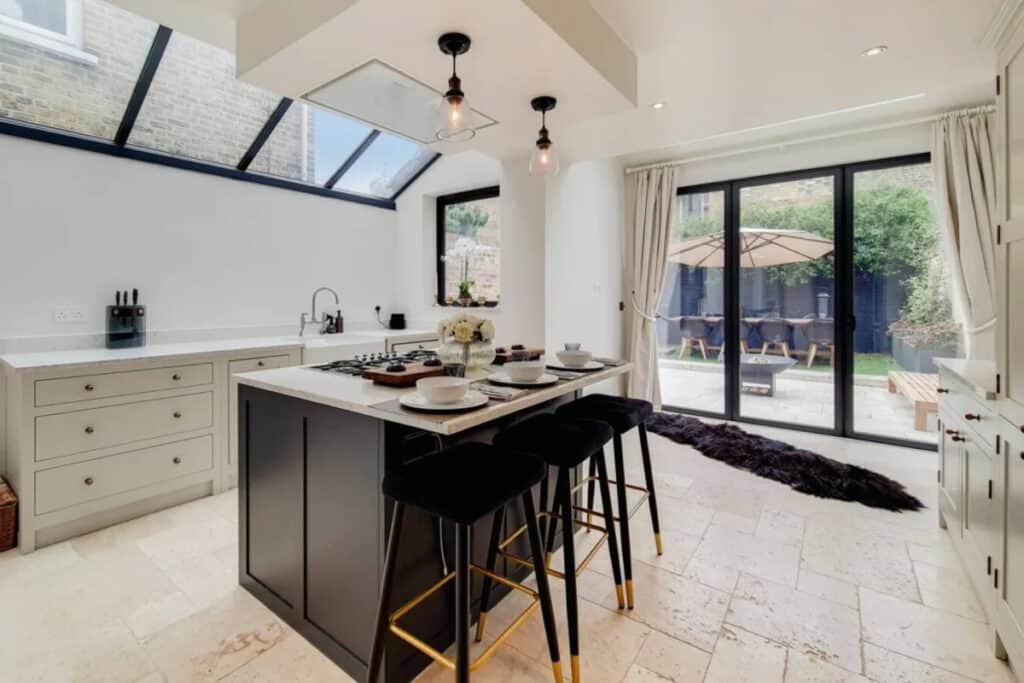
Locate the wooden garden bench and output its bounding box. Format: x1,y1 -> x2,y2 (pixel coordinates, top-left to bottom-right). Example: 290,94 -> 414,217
887,371 -> 939,432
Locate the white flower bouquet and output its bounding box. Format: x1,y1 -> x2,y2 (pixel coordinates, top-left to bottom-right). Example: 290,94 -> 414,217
437,313 -> 496,344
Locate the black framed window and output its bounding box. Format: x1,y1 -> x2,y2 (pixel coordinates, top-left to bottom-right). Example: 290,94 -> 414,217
658,153 -> 953,450
0,0 -> 439,209
436,186 -> 501,306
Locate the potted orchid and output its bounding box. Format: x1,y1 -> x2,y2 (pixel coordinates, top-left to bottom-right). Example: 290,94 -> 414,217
443,236 -> 493,307
437,313 -> 497,378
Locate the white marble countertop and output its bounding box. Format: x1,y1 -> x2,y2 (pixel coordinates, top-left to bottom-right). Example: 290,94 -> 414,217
234,363 -> 631,435
0,328 -> 437,372
935,358 -> 998,400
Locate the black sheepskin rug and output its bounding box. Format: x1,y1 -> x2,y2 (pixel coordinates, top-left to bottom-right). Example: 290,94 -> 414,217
646,412 -> 924,513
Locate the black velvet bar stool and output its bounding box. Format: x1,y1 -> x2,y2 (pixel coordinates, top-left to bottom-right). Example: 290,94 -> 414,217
556,394 -> 659,609
366,442 -> 562,683
486,413 -> 625,683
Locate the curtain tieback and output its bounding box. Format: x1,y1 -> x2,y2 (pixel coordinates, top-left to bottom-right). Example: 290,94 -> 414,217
965,317 -> 997,334
629,290 -> 686,323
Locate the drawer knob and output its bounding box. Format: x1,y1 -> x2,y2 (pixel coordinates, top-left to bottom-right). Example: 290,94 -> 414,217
257,361 -> 265,367
84,477 -> 94,486
945,428 -> 960,436
173,411 -> 182,419
172,374 -> 181,381
84,426 -> 94,434
84,383 -> 95,392
952,435 -> 966,442
965,413 -> 982,421
937,388 -> 950,394
173,456 -> 182,464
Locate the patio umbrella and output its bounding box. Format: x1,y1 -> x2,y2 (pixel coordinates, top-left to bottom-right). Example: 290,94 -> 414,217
667,227 -> 834,268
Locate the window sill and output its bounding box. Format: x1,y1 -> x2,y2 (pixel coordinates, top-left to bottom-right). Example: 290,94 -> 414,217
0,22 -> 97,66
433,302 -> 502,312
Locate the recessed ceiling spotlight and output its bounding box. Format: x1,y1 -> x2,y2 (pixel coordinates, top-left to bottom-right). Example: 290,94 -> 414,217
862,45 -> 888,57
651,101 -> 666,110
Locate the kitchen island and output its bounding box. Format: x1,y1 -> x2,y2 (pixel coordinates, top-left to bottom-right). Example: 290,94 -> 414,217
234,361 -> 630,682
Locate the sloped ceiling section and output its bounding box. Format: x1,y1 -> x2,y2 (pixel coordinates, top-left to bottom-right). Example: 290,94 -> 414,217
232,0 -> 637,160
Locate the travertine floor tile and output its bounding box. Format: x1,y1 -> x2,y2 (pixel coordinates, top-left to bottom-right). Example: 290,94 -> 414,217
756,508 -> 806,546
220,625 -> 354,682
797,567 -> 859,609
691,523 -> 801,587
682,557 -> 740,593
631,630 -> 711,681
727,573 -> 861,673
801,521 -> 920,602
785,649 -> 869,682
860,588 -> 1014,681
912,561 -> 987,622
862,642 -> 981,682
704,625 -> 786,683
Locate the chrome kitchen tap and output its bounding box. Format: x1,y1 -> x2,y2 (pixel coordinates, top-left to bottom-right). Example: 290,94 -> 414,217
299,287 -> 340,336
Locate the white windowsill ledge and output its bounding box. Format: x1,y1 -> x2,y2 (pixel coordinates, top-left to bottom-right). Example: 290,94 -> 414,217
0,22 -> 98,66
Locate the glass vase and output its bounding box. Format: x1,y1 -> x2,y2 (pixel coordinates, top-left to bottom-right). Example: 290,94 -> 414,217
439,340 -> 496,379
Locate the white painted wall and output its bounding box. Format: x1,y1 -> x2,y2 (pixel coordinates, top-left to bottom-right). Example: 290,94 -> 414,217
545,159 -> 625,357
0,135 -> 398,339
673,123 -> 931,187
393,151 -> 548,348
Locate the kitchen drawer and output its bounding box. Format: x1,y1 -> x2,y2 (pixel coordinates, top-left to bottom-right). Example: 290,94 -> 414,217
229,355 -> 292,375
35,363 -> 213,407
35,392 -> 213,461
35,435 -> 214,514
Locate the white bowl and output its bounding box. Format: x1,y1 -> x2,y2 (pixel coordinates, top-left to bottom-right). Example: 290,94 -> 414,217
504,361 -> 545,382
417,377 -> 470,404
556,349 -> 593,368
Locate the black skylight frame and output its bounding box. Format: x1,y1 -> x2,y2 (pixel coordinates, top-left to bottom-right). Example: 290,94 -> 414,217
0,24 -> 440,210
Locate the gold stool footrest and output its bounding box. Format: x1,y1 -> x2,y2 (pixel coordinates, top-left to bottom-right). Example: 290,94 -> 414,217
388,564 -> 540,673
572,476 -> 650,523
497,510 -> 609,580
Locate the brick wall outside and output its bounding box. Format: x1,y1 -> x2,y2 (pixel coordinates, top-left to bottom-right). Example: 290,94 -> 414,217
443,197 -> 500,302
0,0 -> 311,176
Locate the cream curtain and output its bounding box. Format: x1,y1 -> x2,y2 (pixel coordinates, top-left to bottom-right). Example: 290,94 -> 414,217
627,166 -> 678,405
932,108 -> 998,360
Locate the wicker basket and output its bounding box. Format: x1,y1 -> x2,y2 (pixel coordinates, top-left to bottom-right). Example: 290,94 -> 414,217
0,477 -> 17,553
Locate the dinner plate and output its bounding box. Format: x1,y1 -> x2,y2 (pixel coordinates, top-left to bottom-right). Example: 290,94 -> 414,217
399,390 -> 490,412
545,360 -> 605,372
487,372 -> 560,388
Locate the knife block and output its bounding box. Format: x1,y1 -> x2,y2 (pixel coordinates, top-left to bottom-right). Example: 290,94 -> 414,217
106,305 -> 146,349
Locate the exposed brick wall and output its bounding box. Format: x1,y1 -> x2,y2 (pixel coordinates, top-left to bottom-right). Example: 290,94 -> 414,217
0,0 -> 311,175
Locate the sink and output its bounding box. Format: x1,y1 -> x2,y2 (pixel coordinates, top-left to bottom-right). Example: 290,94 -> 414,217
291,334 -> 385,364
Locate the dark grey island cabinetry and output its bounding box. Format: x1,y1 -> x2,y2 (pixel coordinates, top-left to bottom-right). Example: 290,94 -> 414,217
234,363 -> 629,682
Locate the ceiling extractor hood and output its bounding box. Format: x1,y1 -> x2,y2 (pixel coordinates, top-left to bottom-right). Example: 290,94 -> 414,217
304,60 -> 498,145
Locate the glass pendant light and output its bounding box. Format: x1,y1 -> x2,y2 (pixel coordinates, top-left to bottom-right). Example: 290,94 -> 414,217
436,32 -> 476,142
529,96 -> 559,176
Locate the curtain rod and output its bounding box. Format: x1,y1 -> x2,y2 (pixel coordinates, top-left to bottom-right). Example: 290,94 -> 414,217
624,104 -> 996,175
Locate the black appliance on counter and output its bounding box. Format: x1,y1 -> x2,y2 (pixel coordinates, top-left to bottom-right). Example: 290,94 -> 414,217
106,288 -> 146,349
388,313 -> 406,330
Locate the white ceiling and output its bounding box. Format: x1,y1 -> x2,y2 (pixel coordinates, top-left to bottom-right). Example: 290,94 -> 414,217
112,0 -> 1005,167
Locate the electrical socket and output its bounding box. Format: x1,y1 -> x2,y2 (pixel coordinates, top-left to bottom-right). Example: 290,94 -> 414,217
54,306 -> 86,323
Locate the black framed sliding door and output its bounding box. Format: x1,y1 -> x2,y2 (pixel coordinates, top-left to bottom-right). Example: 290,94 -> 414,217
657,153 -> 939,450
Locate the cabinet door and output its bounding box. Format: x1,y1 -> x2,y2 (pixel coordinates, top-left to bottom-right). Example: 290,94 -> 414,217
963,438 -> 994,584
998,31 -> 1024,429
304,402 -> 381,664
997,430 -> 1024,659
239,387 -> 304,609
939,417 -> 963,530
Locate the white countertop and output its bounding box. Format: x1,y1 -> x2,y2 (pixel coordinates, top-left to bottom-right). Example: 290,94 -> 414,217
234,363 -> 631,435
0,328 -> 436,371
935,358 -> 998,400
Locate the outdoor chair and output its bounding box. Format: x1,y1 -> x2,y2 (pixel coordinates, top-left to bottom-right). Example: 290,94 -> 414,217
678,316 -> 711,360
806,318 -> 835,367
757,318 -> 794,358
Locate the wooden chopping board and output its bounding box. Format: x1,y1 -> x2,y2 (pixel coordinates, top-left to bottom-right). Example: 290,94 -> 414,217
362,363 -> 445,387
494,347 -> 545,364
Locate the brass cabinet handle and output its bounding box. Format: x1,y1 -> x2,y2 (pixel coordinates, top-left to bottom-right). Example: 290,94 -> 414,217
84,383 -> 94,392
84,477 -> 94,486
173,411 -> 182,419
173,456 -> 182,464
84,426 -> 94,434
172,373 -> 181,381
937,388 -> 949,394
965,413 -> 982,421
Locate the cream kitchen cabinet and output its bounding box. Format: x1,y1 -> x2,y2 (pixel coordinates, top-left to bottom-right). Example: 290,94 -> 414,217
1,341 -> 301,552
